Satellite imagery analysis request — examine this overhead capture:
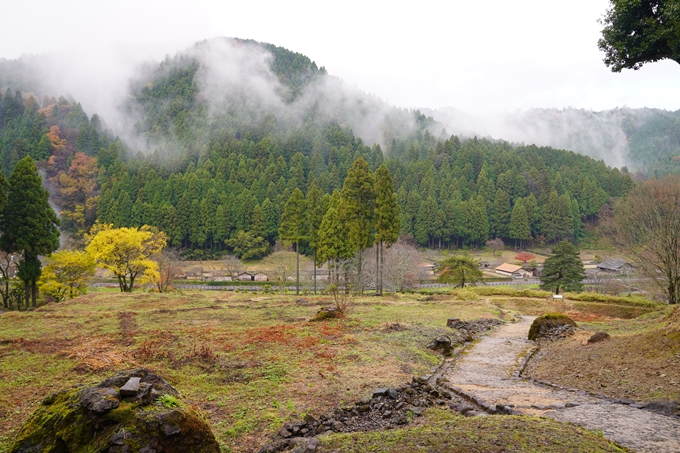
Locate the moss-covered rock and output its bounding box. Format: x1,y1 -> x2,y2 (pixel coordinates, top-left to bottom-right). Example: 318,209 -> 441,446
10,368 -> 220,453
528,313 -> 577,342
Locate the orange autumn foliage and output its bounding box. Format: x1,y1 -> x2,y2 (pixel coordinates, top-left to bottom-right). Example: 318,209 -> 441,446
515,252 -> 536,263
46,125 -> 66,151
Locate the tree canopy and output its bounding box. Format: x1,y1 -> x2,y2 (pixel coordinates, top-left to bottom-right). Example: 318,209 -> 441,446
86,224 -> 167,292
0,156 -> 59,307
436,255 -> 483,288
38,250 -> 95,302
599,0 -> 680,71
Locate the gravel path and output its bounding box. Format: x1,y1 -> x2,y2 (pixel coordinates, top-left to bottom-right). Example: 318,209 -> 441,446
443,316 -> 680,453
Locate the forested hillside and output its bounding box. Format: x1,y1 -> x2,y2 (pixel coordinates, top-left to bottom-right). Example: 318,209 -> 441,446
427,106 -> 680,176
0,38 -> 634,261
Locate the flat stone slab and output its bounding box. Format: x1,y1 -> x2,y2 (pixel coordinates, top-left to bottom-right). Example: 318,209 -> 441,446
120,377 -> 141,396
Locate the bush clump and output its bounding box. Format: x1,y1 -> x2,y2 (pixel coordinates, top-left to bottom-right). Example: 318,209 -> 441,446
565,291 -> 661,308
528,313 -> 577,341
463,286 -> 552,298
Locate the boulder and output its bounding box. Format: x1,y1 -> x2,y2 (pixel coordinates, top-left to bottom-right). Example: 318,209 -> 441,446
312,306 -> 339,321
426,335 -> 454,356
587,331 -> 611,344
528,313 -> 577,341
9,368 -> 220,453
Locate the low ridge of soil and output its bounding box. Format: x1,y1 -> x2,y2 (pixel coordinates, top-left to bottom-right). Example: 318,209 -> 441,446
526,327 -> 680,403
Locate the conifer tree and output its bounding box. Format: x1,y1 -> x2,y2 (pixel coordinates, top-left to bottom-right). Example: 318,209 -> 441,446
374,165 -> 400,295
539,240 -> 586,294
306,185 -> 326,294
509,198 -> 531,248
0,156 -> 59,307
261,197 -> 278,243
279,188 -> 307,295
490,188 -> 512,239
317,191 -> 354,285
339,158 -> 375,295
542,191 -> 574,242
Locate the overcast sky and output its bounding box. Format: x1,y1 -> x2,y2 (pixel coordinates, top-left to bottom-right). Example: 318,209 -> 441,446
2,0 -> 678,114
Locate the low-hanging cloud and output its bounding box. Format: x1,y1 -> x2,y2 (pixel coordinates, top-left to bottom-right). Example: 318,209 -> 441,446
422,106 -> 653,169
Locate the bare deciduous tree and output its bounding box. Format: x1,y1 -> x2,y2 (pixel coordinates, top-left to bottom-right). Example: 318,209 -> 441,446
0,251 -> 19,308
155,248 -> 182,293
381,240 -> 424,293
612,176 -> 680,304
486,238 -> 504,256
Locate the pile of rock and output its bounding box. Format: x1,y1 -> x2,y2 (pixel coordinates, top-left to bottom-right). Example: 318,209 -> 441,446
9,368 -> 220,453
446,318 -> 504,341
257,376 -> 467,453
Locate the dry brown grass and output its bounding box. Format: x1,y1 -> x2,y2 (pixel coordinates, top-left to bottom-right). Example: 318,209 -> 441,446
0,291 -> 490,452
527,306 -> 680,403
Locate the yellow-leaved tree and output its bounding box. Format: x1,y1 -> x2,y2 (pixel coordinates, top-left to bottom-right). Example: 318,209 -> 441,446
86,224 -> 167,292
38,250 -> 96,302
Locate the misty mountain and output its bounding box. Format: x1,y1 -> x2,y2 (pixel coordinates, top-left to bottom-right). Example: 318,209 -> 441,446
2,38 -> 678,177
0,37 -> 638,258
424,106 -> 680,175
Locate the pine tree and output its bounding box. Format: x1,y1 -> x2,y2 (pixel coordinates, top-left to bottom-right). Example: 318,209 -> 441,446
317,191 -> 354,285
541,191 -> 572,242
373,165 -> 400,295
490,188 -> 512,239
539,240 -> 586,294
306,185 -> 326,294
509,198 -> 531,248
261,197 -> 278,243
176,193 -> 191,247
0,156 -> 59,307
339,158 -> 375,295
524,193 -> 539,237
436,255 -> 483,288
279,188 -> 307,295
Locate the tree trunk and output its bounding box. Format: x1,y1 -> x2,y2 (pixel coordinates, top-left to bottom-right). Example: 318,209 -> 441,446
375,244 -> 379,295
380,240 -> 385,296
24,280 -> 29,310
357,248 -> 363,295
313,249 -> 317,295
32,280 -> 37,308
295,241 -> 300,296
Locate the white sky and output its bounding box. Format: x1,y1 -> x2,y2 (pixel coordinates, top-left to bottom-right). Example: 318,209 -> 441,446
2,0 -> 679,114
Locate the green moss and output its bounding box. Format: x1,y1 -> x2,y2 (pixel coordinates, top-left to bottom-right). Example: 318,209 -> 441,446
318,412 -> 627,453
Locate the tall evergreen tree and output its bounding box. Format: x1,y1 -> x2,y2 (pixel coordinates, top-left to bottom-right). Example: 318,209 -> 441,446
373,165 -> 400,295
261,197 -> 278,243
509,198 -> 531,248
539,240 -> 586,294
279,188 -> 307,295
541,191 -> 573,242
306,185 -> 326,294
339,158 -> 375,295
490,188 -> 512,239
0,156 -> 59,307
317,191 -> 354,285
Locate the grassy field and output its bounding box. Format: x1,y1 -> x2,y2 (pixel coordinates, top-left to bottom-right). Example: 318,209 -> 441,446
0,286 -> 669,452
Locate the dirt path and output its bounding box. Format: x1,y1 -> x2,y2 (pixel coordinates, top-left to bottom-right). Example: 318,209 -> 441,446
443,316 -> 680,453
